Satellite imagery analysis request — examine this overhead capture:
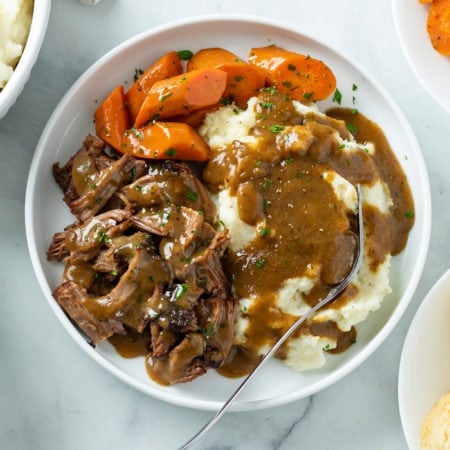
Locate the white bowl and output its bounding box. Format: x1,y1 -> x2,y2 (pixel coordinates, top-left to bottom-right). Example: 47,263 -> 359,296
398,269 -> 450,450
392,0 -> 450,114
0,0 -> 51,119
25,15 -> 431,411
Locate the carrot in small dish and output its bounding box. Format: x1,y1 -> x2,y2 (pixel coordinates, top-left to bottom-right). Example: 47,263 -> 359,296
187,47 -> 266,108
248,46 -> 336,102
427,0 -> 450,55
121,121 -> 210,161
125,51 -> 183,123
133,68 -> 227,127
95,85 -> 129,151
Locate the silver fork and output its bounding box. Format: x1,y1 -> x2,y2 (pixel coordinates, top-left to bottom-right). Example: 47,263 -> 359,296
179,184 -> 363,449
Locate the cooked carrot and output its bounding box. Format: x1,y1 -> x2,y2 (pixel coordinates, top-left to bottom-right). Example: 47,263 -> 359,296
133,68 -> 227,127
248,46 -> 336,102
427,0 -> 450,55
125,51 -> 183,123
173,104 -> 220,128
95,85 -> 129,151
419,0 -> 433,3
187,47 -> 265,108
121,122 -> 210,161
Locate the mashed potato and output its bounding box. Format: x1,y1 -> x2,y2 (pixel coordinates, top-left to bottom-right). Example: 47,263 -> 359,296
0,0 -> 33,89
200,97 -> 396,373
421,392 -> 450,450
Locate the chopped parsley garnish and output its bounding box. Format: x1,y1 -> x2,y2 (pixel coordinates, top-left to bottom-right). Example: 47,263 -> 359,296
255,258 -> 266,268
160,92 -> 173,103
186,188 -> 199,201
177,49 -> 193,60
175,283 -> 189,298
262,179 -> 273,190
130,128 -> 144,140
95,228 -> 110,244
269,124 -> 284,133
404,210 -> 414,218
165,148 -> 176,157
333,88 -> 342,105
198,323 -> 215,336
258,227 -> 271,237
346,123 -> 358,133
262,86 -> 277,95
260,101 -> 274,109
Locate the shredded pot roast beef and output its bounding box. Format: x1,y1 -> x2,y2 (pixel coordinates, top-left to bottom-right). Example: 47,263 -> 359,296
48,135 -> 236,385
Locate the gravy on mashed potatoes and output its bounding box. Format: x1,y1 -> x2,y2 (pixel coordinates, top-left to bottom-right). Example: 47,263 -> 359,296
199,89 -> 414,376
0,0 -> 33,89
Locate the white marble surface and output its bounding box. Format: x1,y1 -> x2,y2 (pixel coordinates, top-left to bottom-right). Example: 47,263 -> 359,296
0,1 -> 449,449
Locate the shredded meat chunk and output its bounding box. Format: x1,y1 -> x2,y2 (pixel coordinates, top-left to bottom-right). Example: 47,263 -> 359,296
53,281 -> 125,345
48,140 -> 236,385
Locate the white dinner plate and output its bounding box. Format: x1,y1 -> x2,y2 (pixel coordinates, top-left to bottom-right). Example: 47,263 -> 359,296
25,15 -> 431,411
392,0 -> 450,114
399,269 -> 450,449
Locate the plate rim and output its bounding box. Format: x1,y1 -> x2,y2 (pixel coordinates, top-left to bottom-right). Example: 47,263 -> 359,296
25,13 -> 432,411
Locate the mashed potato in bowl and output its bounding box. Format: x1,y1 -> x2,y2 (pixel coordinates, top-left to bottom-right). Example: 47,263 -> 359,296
199,91 -> 415,376
0,0 -> 34,90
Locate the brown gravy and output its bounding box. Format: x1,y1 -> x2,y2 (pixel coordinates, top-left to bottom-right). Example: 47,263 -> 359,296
204,91 -> 414,377
104,91 -> 414,381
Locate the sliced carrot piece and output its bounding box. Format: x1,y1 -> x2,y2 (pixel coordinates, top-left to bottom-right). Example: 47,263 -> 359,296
94,85 -> 129,151
427,0 -> 450,55
121,122 -> 210,161
125,51 -> 183,123
419,0 -> 433,4
187,47 -> 265,108
172,104 -> 220,128
134,68 -> 227,127
248,46 -> 336,102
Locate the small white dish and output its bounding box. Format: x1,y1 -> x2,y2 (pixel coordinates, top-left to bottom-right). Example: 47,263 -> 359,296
399,269 -> 450,450
25,14 -> 431,411
392,0 -> 450,114
0,0 -> 51,119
